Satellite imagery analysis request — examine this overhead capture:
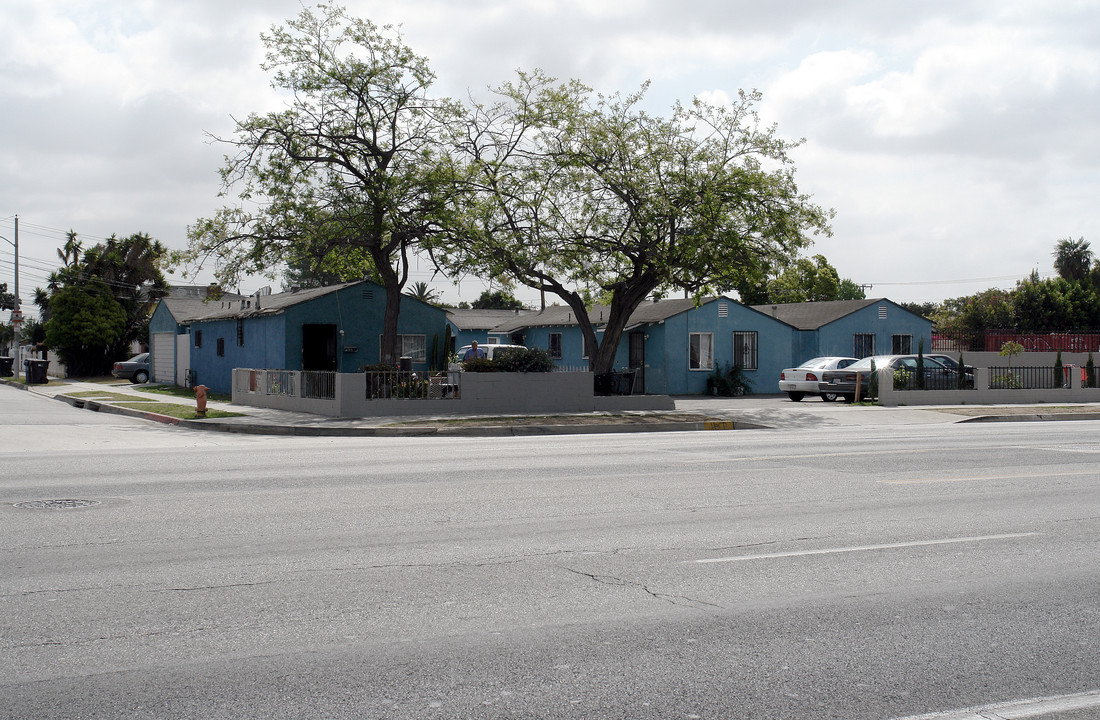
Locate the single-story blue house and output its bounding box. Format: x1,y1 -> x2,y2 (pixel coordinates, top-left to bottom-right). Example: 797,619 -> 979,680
489,296 -> 797,395
751,298 -> 933,362
148,280 -> 450,395
445,308 -> 533,353
488,296 -> 932,395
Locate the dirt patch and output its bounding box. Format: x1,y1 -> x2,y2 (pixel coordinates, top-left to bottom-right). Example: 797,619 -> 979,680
391,413 -> 716,427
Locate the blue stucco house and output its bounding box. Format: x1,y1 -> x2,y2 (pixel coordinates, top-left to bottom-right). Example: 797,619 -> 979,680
148,280 -> 450,395
445,308 -> 534,353
490,296 -> 797,395
751,298 -> 933,362
486,296 -> 933,395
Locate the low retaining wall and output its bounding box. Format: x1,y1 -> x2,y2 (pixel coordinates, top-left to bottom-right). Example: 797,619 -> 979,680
232,369 -> 674,417
878,366 -> 1100,406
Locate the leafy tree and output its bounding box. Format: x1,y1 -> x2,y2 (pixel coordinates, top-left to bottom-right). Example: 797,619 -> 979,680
177,5 -> 466,365
43,284 -> 128,376
35,232 -> 169,371
0,282 -> 16,311
471,289 -> 525,310
933,288 -> 1014,348
1011,272 -> 1100,332
0,321 -> 13,353
443,72 -> 832,374
754,254 -> 864,304
282,242 -> 376,290
1052,237 -> 1092,281
899,301 -> 939,319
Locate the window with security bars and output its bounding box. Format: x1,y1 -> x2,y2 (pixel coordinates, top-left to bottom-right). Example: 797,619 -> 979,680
733,331 -> 758,370
854,333 -> 875,357
549,332 -> 563,359
892,334 -> 912,354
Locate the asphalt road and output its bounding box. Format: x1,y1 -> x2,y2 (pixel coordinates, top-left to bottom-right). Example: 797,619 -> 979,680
2,386 -> 1099,719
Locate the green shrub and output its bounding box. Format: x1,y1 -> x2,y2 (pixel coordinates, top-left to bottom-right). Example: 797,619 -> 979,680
1087,352 -> 1096,388
707,363 -> 751,396
493,347 -> 554,372
462,357 -> 501,373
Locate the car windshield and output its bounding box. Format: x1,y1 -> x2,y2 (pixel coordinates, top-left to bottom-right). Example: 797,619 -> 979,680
798,358 -> 831,369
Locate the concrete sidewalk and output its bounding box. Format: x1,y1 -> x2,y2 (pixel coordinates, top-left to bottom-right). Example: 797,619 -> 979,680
5,376 -> 1100,437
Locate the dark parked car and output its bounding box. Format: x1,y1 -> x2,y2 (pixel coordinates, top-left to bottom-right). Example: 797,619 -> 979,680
112,352 -> 151,384
818,354 -> 957,401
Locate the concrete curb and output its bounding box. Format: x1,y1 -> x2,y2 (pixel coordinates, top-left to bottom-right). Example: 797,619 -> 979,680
47,391 -> 758,437
956,412 -> 1100,423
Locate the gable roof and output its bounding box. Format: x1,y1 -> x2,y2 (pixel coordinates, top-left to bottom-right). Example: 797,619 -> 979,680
446,308 -> 535,331
490,296 -> 768,333
159,282 -> 366,324
749,299 -> 887,330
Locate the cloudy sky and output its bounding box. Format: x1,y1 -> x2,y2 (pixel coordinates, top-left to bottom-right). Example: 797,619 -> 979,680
2,1 -> 1098,315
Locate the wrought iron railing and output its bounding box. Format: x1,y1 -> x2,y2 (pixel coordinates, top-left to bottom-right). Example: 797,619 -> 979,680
364,369 -> 461,400
301,371 -> 336,400
988,366 -> 1068,390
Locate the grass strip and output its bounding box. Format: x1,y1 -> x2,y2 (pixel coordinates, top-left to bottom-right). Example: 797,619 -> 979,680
114,401 -> 243,420
138,384 -> 233,402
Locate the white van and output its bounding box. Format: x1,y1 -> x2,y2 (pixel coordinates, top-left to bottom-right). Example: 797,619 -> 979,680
451,343 -> 527,368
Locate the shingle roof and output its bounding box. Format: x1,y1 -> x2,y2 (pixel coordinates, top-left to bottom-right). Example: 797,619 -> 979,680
489,296 -> 741,332
445,308 -> 535,331
749,298 -> 883,330
160,282 -> 362,323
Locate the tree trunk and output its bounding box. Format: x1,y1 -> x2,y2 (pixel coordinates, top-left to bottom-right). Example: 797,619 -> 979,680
373,249 -> 404,367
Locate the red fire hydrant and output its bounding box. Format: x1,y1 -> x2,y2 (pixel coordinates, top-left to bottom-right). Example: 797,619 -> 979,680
194,385 -> 209,417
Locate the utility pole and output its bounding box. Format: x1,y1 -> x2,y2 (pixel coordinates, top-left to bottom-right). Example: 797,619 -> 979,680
13,215 -> 18,312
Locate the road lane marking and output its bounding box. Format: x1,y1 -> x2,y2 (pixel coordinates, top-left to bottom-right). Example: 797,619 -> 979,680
694,532 -> 1040,564
887,688 -> 1100,719
881,469 -> 1100,484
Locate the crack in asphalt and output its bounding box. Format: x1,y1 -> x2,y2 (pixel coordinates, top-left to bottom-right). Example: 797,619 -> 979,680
561,566 -> 723,610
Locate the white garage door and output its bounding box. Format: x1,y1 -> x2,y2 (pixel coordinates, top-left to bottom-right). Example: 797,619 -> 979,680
151,332 -> 175,384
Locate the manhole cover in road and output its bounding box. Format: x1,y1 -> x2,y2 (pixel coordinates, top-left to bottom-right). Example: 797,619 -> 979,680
13,499 -> 102,510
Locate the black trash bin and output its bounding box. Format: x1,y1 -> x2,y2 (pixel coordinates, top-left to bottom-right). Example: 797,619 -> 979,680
0,356 -> 13,378
24,358 -> 50,384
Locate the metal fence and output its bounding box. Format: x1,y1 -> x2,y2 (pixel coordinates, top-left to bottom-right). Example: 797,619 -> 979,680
892,367 -> 973,391
364,369 -> 461,400
987,366 -> 1068,390
264,370 -> 296,397
301,371 -> 335,400
933,330 -> 1100,353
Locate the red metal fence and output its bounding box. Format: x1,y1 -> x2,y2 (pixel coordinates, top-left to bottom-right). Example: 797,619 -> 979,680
932,331 -> 1100,353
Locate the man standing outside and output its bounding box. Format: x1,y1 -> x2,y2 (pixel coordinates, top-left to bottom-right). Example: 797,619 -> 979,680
463,341 -> 487,361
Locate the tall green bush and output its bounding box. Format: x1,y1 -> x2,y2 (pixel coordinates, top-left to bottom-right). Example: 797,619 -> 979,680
1054,350 -> 1064,388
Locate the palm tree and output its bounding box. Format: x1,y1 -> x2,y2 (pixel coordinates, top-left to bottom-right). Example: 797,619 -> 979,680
1052,237 -> 1092,281
407,281 -> 441,305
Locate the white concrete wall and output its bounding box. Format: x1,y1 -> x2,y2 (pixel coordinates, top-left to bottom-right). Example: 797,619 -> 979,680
878,365 -> 1100,406
233,369 -> 674,417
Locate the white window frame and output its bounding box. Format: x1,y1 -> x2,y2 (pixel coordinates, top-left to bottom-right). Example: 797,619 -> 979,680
689,332 -> 714,371
733,331 -> 758,370
379,334 -> 427,363
548,332 -> 563,359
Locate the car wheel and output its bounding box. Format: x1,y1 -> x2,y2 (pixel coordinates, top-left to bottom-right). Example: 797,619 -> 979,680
787,391 -> 805,402
133,370 -> 149,384
821,392 -> 838,402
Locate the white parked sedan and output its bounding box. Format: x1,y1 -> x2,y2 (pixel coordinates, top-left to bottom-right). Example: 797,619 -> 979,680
778,356 -> 858,401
